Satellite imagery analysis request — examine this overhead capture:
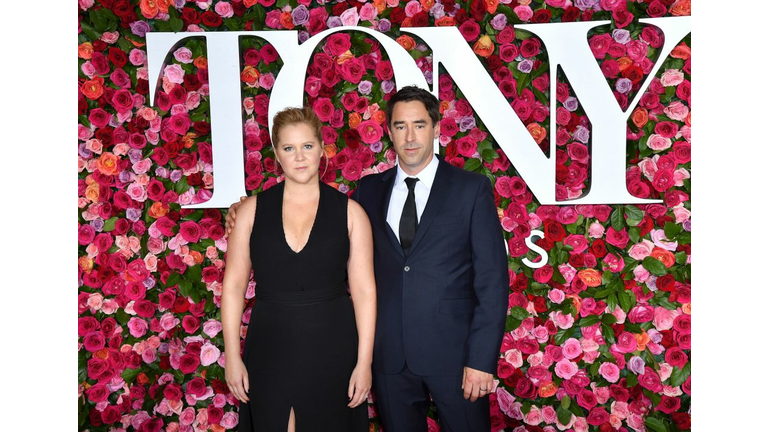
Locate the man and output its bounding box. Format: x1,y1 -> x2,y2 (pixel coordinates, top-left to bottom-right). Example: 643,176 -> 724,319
227,86 -> 508,431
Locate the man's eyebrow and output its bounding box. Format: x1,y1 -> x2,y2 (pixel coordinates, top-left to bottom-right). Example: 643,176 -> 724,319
392,119 -> 428,125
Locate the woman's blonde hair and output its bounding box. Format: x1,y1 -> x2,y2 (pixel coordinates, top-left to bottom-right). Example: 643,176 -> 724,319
271,106 -> 324,147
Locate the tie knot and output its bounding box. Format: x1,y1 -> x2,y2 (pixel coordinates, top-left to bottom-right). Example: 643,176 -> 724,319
404,177 -> 419,191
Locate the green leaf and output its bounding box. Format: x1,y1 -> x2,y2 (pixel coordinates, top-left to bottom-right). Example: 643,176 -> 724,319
624,205 -> 644,220
579,315 -> 600,327
116,309 -> 130,325
170,17 -> 184,32
509,306 -> 529,320
481,148 -> 498,162
178,279 -> 192,298
645,416 -> 670,432
626,372 -> 639,387
618,290 -> 636,312
675,251 -> 688,265
602,314 -> 617,325
166,272 -> 181,288
642,257 -> 668,276
561,395 -> 571,410
610,208 -> 625,231
463,158 -> 482,172
103,217 -> 118,232
606,292 -> 618,312
122,367 -> 142,384
556,407 -> 572,426
554,327 -> 575,345
185,265 -> 202,283
664,222 -> 682,240
628,226 -> 640,244
506,315 -> 522,331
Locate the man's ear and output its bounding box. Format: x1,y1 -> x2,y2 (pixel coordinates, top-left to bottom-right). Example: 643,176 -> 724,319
433,122 -> 440,140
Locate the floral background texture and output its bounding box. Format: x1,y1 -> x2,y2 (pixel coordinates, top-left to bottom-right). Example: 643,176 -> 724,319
78,0 -> 691,431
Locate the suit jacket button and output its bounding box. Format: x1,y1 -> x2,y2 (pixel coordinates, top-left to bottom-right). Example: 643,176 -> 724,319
404,266 -> 410,272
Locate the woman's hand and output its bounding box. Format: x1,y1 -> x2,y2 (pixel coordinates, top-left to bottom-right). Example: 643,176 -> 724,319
225,355 -> 250,403
347,363 -> 372,408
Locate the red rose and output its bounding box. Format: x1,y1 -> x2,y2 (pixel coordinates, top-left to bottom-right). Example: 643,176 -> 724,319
187,376 -> 207,397
134,300 -> 156,318
469,0 -> 487,22
657,395 -> 681,414
411,11 -> 429,27
86,383 -> 110,403
151,144 -> 169,165
562,6 -> 581,22
389,7 -> 405,24
458,20 -> 480,42
520,38 -> 541,58
511,272 -> 528,293
201,10 -> 222,27
671,413 -> 691,430
646,0 -> 668,17
587,407 -> 609,426
182,315 -> 201,334
138,418 -> 164,432
513,377 -> 536,399
178,353 -> 200,374
181,7 -> 201,24
543,220 -> 565,242
100,405 -> 121,424
163,383 -> 183,401
108,47 -> 127,68
375,60 -> 394,81
612,6 -> 634,29
326,33 -> 351,56
532,9 -> 552,23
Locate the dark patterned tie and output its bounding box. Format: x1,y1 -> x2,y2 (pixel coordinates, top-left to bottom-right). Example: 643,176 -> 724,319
399,177 -> 420,256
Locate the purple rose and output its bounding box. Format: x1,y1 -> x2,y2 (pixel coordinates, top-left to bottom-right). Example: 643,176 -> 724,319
130,20 -> 151,37
291,5 -> 309,26
490,14 -> 507,31
517,59 -> 533,73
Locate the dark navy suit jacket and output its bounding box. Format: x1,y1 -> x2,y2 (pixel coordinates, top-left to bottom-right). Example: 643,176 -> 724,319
352,157 -> 508,376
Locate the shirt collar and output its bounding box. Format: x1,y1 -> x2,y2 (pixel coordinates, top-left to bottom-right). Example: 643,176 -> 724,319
395,154 -> 439,190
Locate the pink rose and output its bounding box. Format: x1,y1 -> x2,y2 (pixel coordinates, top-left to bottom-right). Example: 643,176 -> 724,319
647,133 -> 672,151
660,69 -> 684,86
339,7 -> 359,26
554,359 -> 578,380
598,362 -> 620,383
164,64 -> 185,84
128,317 -> 149,338
548,288 -> 565,304
513,5 -> 534,22
605,227 -> 629,249
562,338 -> 583,360
313,97 -> 335,122
214,1 -> 234,18
613,331 -> 638,354
359,3 -> 377,22
664,101 -> 689,121
357,119 -> 383,144
653,307 -> 679,331
220,412 -> 238,429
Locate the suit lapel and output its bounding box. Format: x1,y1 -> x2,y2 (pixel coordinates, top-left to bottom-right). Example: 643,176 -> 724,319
378,168 -> 404,258
408,159 -> 455,255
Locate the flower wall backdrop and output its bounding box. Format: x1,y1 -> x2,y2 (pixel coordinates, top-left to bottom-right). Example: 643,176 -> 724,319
78,0 -> 691,431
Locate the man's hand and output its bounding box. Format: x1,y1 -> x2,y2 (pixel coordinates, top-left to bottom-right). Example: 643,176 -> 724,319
462,366 -> 493,402
224,196 -> 248,238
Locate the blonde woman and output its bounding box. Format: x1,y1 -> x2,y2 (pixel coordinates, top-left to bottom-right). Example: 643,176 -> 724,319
221,107 -> 376,431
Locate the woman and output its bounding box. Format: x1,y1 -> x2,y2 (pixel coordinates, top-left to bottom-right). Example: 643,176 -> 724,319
221,107 -> 376,432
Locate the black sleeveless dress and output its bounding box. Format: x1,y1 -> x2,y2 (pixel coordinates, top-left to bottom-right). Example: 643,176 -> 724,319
238,181 -> 369,431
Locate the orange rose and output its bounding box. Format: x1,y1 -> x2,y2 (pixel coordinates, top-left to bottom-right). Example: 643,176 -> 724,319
372,110 -> 387,125
193,57 -> 208,69
420,0 -> 435,11
670,0 -> 691,16
435,17 -> 456,26
650,247 -> 675,268
280,11 -> 295,29
439,101 -> 450,114
336,51 -> 354,65
94,348 -> 110,360
396,35 -> 416,51
373,0 -> 386,14
473,35 -> 495,58
210,425 -> 226,432
578,269 -> 602,287
81,76 -> 105,100
241,65 -> 260,84
635,331 -> 650,351
79,256 -> 94,273
616,56 -> 633,71
328,182 -> 340,190
526,123 -> 546,144
137,373 -> 149,385
139,0 -> 159,19
567,294 -> 582,316
682,303 -> 691,315
181,133 -> 197,149
78,42 -> 93,60
670,42 -> 691,60
85,182 -> 100,203
538,381 -> 558,398
96,152 -> 120,176
243,0 -> 259,7
402,17 -> 413,27
349,112 -> 362,129
148,202 -> 169,219
631,107 -> 648,128
324,145 -> 338,159
484,0 -> 499,14
190,250 -> 204,265
157,0 -> 172,13
685,111 -> 691,127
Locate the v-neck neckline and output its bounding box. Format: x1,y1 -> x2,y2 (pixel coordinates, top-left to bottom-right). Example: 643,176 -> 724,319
280,182 -> 322,255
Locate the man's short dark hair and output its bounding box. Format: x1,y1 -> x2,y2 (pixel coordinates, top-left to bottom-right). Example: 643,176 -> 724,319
386,85 -> 440,127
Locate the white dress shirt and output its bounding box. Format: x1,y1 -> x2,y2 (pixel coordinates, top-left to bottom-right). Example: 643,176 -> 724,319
387,155 -> 439,242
